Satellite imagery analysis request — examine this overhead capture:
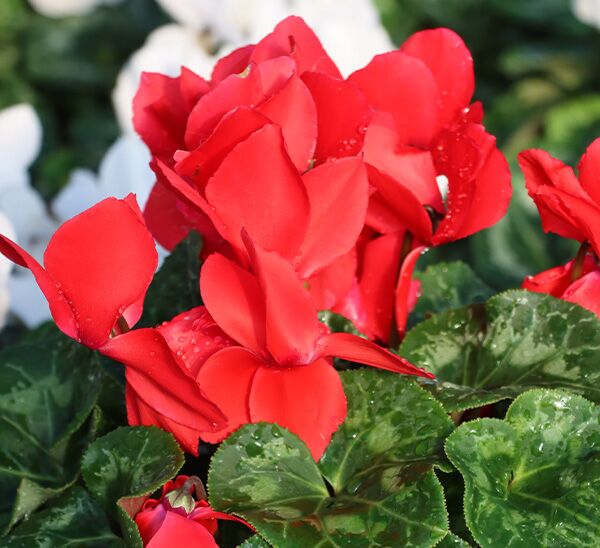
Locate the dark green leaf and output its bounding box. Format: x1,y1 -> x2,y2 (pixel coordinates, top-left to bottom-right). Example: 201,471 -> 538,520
82,426 -> 184,547
446,389 -> 600,547
5,487 -> 122,547
437,532 -> 472,547
0,336 -> 102,530
209,370 -> 451,547
400,290 -> 600,412
139,232 -> 203,327
409,261 -> 493,328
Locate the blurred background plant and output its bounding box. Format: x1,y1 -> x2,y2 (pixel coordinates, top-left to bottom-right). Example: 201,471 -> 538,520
1,0 -> 600,330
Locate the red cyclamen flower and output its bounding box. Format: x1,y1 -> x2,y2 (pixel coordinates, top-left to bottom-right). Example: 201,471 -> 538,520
523,253 -> 600,317
188,233 -> 433,459
135,475 -> 251,547
135,16 -> 340,252
519,138 -> 600,256
0,196 -> 226,452
349,28 -> 511,245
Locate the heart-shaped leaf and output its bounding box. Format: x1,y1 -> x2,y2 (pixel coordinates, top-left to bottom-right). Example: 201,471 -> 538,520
400,290 -> 600,412
209,369 -> 452,547
0,333 -> 102,531
82,426 -> 184,547
4,487 -> 122,547
409,261 -> 492,328
446,389 -> 600,547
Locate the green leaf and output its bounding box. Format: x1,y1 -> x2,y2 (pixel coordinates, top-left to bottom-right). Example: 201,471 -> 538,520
238,534 -> 272,547
409,261 -> 493,328
209,369 -> 452,547
4,487 -> 122,547
446,389 -> 600,547
139,232 -> 203,327
82,426 -> 184,547
437,532 -> 472,547
320,370 -> 455,487
400,290 -> 600,412
0,336 -> 102,530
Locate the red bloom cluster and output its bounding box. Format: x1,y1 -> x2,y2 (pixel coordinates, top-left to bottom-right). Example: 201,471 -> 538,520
520,140 -> 600,314
134,475 -> 250,547
0,18 -> 513,459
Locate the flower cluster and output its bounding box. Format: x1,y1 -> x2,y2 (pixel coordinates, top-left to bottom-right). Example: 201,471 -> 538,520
0,19 -> 512,473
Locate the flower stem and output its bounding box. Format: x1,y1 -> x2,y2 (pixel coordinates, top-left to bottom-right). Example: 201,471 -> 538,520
571,241 -> 591,282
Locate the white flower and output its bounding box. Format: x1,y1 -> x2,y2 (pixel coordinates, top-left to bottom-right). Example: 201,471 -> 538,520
0,103 -> 59,327
28,0 -> 122,18
572,0 -> 600,27
53,134 -> 154,221
155,0 -> 393,75
115,0 -> 392,132
0,213 -> 15,330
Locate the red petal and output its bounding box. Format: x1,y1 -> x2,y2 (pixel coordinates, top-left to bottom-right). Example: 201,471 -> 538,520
249,358 -> 346,460
400,28 -> 474,130
357,232 -> 405,343
522,256 -> 597,298
101,329 -> 227,454
363,115 -> 443,210
250,16 -> 341,78
563,270 -> 600,317
395,245 -> 426,338
315,332 -> 434,378
433,124 -> 511,244
205,125 -> 310,260
349,51 -> 439,148
577,138 -> 600,206
296,158 -> 369,278
196,347 -> 263,443
144,180 -> 210,250
40,196 -> 157,348
536,186 -> 600,256
157,306 -> 236,378
133,69 -> 209,161
143,511 -> 218,548
211,44 -> 254,83
200,254 -> 267,356
0,234 -> 76,339
301,71 -> 371,163
518,149 -> 589,242
126,384 -> 207,456
367,166 -> 434,244
246,237 -> 322,367
365,194 -> 406,234
306,248 -> 357,310
185,57 -> 295,150
175,107 -> 270,190
257,73 -> 317,171
150,159 -> 221,230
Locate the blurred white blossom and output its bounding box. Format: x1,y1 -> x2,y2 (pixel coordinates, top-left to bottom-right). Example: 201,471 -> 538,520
28,0 -> 122,18
0,213 -> 15,330
572,0 -> 600,27
53,135 -> 154,221
114,0 -> 392,132
0,104 -> 57,327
